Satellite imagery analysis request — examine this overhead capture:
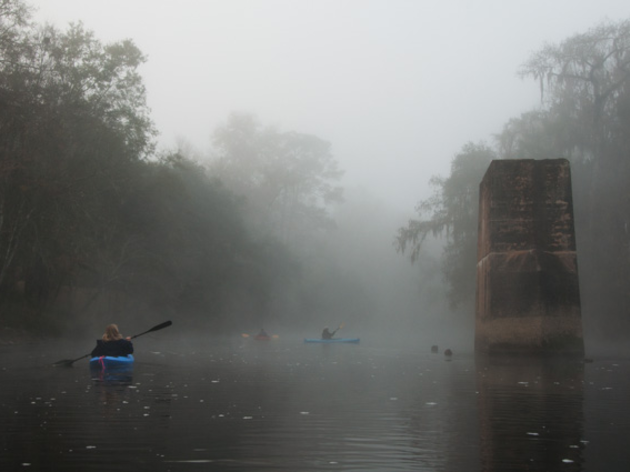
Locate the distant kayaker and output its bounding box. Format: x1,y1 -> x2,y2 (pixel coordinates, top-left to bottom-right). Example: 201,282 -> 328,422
91,324 -> 134,357
254,329 -> 270,340
322,327 -> 335,340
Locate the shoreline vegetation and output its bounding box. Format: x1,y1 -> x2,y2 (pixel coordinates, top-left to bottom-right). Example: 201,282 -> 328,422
0,1 -> 345,337
1,1 -> 629,344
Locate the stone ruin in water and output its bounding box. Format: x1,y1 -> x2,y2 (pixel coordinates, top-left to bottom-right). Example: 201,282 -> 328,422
475,159 -> 584,355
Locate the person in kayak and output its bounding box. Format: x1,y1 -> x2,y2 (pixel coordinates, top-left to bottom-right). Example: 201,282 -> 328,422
322,326 -> 337,340
91,324 -> 134,357
257,328 -> 269,338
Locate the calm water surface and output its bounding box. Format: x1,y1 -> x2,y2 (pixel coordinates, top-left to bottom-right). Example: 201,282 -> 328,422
1,336 -> 629,471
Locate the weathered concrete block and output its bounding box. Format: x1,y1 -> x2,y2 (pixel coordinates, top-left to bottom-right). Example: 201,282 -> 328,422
475,159 -> 584,355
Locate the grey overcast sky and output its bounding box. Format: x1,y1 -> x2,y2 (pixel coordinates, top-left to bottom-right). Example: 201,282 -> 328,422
29,0 -> 630,211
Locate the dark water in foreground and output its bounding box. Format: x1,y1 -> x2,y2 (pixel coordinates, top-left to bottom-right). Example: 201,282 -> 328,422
1,337 -> 629,471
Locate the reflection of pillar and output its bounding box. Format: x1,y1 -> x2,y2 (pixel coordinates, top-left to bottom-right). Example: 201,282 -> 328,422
476,357 -> 584,472
475,159 -> 584,355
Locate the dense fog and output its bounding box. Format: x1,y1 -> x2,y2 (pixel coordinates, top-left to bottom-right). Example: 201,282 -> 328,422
1,0 -> 629,352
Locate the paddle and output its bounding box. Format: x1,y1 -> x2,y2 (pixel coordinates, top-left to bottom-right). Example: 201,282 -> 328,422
53,320 -> 173,367
331,322 -> 345,337
322,322 -> 344,339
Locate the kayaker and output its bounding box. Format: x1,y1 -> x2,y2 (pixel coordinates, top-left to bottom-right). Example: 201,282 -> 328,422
91,324 -> 134,357
322,327 -> 335,340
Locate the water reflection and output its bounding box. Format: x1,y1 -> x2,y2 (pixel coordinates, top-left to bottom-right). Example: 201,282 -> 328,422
90,365 -> 134,385
476,356 -> 584,471
2,341 -> 629,471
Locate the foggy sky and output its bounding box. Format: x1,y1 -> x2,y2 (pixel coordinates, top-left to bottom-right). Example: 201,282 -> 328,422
29,0 -> 630,212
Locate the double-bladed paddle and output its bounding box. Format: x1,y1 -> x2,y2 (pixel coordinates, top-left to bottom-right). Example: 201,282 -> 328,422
53,320 -> 173,367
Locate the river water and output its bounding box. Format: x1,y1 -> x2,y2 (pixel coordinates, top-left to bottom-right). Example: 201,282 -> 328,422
1,336 -> 629,471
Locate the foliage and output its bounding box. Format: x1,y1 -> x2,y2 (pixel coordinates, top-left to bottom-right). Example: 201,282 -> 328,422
507,19 -> 630,337
396,143 -> 495,307
402,18 -> 630,337
519,19 -> 630,131
210,112 -> 344,248
113,152 -> 300,328
0,4 -> 153,311
0,1 -> 303,333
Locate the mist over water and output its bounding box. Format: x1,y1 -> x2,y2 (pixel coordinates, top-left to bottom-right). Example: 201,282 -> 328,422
2,334 -> 630,471
1,1 -> 629,470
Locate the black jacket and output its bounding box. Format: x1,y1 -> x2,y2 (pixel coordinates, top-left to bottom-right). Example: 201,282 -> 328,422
91,339 -> 134,357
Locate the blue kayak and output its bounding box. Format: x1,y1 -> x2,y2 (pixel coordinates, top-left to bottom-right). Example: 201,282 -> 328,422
304,338 -> 360,344
89,355 -> 134,370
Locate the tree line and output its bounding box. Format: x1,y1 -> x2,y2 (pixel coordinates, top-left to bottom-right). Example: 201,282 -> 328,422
0,0 -> 343,335
397,18 -> 630,341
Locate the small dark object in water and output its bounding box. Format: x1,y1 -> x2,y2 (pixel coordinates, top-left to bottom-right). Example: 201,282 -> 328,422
583,358 -> 593,363
444,349 -> 452,356
431,345 -> 438,353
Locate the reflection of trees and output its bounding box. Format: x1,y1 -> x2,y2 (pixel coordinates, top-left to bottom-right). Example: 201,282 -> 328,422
398,356 -> 480,471
476,357 -> 584,471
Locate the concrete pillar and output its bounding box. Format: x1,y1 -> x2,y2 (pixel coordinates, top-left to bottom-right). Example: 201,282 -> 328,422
475,159 -> 584,355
